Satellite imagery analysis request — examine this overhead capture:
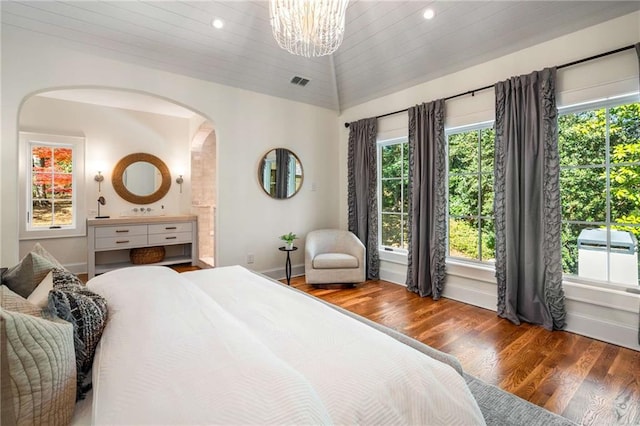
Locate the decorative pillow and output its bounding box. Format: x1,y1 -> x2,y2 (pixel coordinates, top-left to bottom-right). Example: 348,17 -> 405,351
1,252 -> 58,298
1,285 -> 43,316
48,269 -> 108,399
27,270 -> 54,309
31,242 -> 69,272
0,288 -> 77,426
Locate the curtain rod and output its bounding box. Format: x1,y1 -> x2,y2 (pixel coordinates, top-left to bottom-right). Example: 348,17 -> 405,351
344,44 -> 637,128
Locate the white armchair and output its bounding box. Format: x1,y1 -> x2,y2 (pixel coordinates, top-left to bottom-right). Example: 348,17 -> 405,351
305,229 -> 366,285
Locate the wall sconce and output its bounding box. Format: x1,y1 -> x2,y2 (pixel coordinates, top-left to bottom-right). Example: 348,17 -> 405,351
176,175 -> 184,193
94,171 -> 105,192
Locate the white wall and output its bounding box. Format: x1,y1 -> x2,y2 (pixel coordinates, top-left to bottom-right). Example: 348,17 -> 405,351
1,25 -> 340,275
338,12 -> 640,350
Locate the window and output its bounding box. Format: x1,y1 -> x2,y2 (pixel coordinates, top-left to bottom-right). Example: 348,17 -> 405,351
558,96 -> 640,287
447,124 -> 495,263
20,132 -> 85,239
378,138 -> 409,250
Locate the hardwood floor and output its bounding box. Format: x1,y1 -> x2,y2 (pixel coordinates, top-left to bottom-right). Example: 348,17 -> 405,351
288,276 -> 640,426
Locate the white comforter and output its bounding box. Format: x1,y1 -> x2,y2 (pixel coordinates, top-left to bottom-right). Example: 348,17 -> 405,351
87,265 -> 485,425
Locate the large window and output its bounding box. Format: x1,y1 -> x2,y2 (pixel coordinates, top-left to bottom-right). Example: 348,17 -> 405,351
558,97 -> 640,287
20,132 -> 85,239
378,138 -> 409,250
447,124 -> 495,263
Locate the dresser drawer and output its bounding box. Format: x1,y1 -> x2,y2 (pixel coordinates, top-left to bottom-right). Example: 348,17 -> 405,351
95,235 -> 148,250
95,225 -> 147,238
148,231 -> 192,245
148,222 -> 192,235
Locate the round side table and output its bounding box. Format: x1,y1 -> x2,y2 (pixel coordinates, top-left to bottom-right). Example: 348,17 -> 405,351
278,246 -> 298,286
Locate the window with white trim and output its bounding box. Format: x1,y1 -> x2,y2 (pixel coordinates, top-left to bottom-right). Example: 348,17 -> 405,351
558,95 -> 640,287
378,138 -> 409,250
447,123 -> 495,263
20,132 -> 86,239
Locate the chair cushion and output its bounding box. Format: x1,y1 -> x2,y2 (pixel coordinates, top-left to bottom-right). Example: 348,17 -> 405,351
313,253 -> 359,269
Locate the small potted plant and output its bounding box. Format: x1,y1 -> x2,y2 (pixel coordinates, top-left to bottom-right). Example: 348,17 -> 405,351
280,232 -> 297,250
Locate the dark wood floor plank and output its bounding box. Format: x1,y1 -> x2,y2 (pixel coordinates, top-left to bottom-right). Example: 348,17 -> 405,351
289,276 -> 640,426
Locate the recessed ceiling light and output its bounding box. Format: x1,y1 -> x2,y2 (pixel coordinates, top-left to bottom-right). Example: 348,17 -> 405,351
212,18 -> 224,29
423,8 -> 435,20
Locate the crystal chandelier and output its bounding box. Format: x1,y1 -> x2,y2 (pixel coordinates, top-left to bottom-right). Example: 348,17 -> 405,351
269,0 -> 350,58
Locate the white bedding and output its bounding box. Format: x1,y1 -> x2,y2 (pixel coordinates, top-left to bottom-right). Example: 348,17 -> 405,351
86,265 -> 485,425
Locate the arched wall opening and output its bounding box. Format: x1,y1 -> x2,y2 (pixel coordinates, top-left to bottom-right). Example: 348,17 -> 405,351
16,87 -> 217,272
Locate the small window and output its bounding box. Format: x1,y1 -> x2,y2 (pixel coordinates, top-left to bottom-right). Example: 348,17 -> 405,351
20,132 -> 86,239
378,138 -> 409,250
558,96 -> 640,287
447,123 -> 495,263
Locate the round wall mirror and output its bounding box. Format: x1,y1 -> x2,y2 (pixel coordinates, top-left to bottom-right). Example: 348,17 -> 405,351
112,153 -> 171,204
258,148 -> 303,199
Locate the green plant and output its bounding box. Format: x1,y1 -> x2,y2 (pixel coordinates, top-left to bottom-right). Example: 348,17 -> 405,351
280,232 -> 297,243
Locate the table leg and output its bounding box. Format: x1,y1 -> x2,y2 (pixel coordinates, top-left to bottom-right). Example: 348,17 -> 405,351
285,251 -> 292,286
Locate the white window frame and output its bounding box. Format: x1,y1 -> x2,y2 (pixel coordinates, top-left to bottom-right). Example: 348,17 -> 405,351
19,132 -> 86,240
557,92 -> 640,289
445,121 -> 495,265
377,137 -> 409,253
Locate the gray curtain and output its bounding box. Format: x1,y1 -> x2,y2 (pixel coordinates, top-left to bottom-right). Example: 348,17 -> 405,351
275,148 -> 290,199
348,118 -> 379,280
494,68 -> 566,331
406,100 -> 447,299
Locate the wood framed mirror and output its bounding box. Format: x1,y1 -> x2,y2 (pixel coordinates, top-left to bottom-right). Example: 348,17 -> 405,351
258,148 -> 303,199
112,153 -> 171,204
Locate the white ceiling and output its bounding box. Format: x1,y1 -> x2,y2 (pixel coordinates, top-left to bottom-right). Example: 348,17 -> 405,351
3,1 -> 639,112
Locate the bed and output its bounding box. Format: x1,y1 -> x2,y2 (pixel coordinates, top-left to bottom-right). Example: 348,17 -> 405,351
74,265 -> 485,425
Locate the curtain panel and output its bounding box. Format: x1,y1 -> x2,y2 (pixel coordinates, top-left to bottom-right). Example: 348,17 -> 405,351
348,118 -> 379,280
494,67 -> 566,331
406,100 -> 447,299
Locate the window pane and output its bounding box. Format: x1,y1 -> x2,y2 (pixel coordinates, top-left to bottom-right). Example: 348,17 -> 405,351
449,174 -> 478,216
449,217 -> 479,260
480,128 -> 495,173
381,144 -> 402,178
403,142 -> 409,177
53,200 -> 73,226
480,174 -> 493,216
449,131 -> 478,174
53,147 -> 73,173
558,108 -> 606,166
560,167 -> 606,222
480,219 -> 495,262
381,179 -> 402,212
610,164 -> 640,224
32,201 -> 52,227
381,213 -> 402,247
610,102 -> 640,164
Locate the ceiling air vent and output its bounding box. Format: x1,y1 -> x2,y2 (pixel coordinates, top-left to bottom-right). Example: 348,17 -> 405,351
290,76 -> 310,87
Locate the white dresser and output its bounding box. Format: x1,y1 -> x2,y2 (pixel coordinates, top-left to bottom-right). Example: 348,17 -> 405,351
87,215 -> 197,278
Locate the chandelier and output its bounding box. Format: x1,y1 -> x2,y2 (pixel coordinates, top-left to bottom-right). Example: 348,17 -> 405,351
269,0 -> 350,58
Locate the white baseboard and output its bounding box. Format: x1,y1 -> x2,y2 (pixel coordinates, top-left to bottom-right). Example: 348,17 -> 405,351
259,264 -> 305,281
565,311 -> 640,351
380,269 -> 407,286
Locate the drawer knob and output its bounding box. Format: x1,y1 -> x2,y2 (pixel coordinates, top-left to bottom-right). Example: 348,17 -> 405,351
115,230 -> 130,233
116,240 -> 130,244
165,236 -> 177,240
165,226 -> 177,230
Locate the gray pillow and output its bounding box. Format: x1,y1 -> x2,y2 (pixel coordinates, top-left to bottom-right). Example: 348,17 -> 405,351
48,269 -> 108,399
2,252 -> 57,298
0,286 -> 77,426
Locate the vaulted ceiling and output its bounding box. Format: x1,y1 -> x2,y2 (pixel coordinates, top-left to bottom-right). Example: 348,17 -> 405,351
3,1 -> 639,112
